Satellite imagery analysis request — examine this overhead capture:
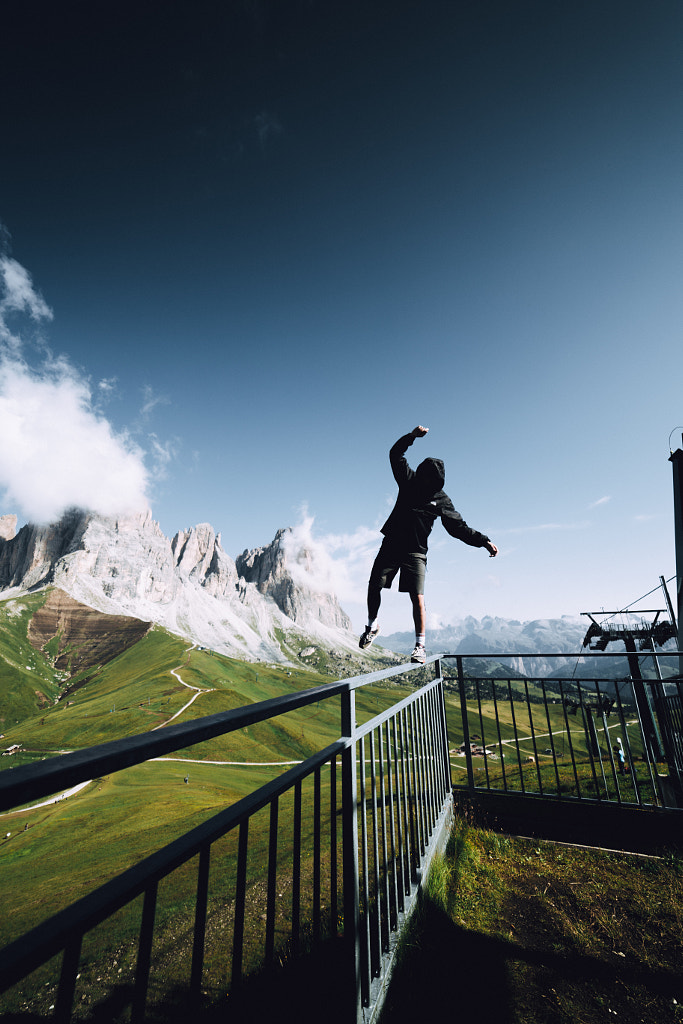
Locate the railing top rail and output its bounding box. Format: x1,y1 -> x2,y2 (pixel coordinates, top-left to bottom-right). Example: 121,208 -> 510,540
441,650 -> 683,659
354,674 -> 443,741
0,656 -> 436,813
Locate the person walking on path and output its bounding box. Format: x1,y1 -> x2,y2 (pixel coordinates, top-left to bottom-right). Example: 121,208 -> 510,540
360,425 -> 498,664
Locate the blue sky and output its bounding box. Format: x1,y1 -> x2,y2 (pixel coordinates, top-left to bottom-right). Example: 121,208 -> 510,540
1,0 -> 682,633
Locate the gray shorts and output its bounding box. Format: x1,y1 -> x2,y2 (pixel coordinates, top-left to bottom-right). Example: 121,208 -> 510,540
369,541 -> 427,595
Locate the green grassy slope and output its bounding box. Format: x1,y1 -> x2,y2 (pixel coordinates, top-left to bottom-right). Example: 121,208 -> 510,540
1,759 -> 283,942
0,602 -> 417,961
0,591 -> 63,733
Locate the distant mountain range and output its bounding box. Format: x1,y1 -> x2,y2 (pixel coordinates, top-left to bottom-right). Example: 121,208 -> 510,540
0,509 -> 392,672
379,616 -> 676,679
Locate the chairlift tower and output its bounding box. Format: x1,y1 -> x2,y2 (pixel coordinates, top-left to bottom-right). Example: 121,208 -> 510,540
562,693 -> 617,798
581,608 -> 682,797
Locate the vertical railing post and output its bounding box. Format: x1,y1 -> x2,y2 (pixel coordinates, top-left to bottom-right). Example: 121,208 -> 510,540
457,656 -> 475,795
292,782 -> 302,953
434,659 -> 452,795
265,799 -> 279,963
132,881 -> 158,1024
341,686 -> 361,1022
231,820 -> 249,991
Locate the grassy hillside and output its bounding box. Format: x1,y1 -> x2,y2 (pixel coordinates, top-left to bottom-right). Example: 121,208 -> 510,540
0,606 -> 417,962
0,590 -> 63,733
1,625 -> 408,760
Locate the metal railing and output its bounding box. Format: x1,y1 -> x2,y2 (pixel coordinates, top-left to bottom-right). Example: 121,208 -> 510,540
0,657 -> 452,1024
5,649 -> 679,1023
444,652 -> 683,809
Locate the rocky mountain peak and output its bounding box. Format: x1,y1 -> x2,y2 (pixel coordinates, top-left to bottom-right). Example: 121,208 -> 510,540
0,509 -> 357,662
170,522 -> 238,595
236,528 -> 352,631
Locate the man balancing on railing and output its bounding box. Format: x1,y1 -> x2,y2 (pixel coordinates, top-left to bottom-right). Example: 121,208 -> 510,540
359,425 -> 498,664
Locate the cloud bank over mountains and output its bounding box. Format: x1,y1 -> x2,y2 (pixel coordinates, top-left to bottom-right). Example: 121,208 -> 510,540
0,247 -> 151,524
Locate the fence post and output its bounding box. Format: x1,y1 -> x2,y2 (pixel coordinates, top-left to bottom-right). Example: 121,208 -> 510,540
341,686 -> 361,1022
456,656 -> 475,796
434,659 -> 452,794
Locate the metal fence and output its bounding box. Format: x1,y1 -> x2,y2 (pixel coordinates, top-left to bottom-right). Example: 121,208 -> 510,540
0,657 -> 452,1024
5,649 -> 680,1023
444,653 -> 683,809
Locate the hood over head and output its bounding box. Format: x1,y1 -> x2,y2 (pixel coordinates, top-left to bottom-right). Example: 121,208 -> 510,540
415,457 -> 445,495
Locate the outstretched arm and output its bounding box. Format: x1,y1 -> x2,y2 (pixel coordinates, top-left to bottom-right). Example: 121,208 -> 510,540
441,501 -> 497,553
389,426 -> 429,485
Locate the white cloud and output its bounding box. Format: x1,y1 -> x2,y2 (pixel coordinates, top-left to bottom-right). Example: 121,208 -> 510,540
0,248 -> 151,523
148,433 -> 178,481
0,256 -> 53,355
496,521 -> 590,536
140,384 -> 169,419
97,377 -> 118,396
589,495 -> 611,508
0,357 -> 149,523
0,257 -> 52,323
426,611 -> 446,630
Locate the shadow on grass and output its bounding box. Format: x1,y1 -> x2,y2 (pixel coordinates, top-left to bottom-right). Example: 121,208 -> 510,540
379,895 -> 682,1024
146,938 -> 350,1024
0,937 -> 352,1024
379,896 -> 516,1024
3,906 -> 679,1023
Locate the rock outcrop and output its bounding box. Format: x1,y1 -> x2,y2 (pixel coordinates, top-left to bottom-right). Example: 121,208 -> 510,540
28,588 -> 151,677
0,514 -> 17,542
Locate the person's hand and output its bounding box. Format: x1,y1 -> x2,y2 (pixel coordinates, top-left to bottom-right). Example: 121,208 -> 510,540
485,541 -> 498,557
412,425 -> 429,438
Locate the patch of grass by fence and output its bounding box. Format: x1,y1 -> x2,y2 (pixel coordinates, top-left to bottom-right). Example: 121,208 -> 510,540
380,814 -> 683,1024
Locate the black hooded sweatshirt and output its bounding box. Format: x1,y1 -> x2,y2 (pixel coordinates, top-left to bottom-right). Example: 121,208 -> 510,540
380,434 -> 491,556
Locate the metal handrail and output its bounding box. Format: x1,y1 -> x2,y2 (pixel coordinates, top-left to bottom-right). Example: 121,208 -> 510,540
0,738 -> 347,990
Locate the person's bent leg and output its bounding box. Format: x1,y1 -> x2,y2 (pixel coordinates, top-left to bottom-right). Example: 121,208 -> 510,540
360,550 -> 396,650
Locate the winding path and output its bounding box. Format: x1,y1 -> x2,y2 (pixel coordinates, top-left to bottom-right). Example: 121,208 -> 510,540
3,645 -> 218,817
151,644 -> 216,730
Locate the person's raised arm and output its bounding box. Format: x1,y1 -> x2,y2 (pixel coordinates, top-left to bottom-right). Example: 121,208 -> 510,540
390,426 -> 429,485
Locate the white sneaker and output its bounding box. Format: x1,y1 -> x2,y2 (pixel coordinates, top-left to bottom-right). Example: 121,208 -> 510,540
410,643 -> 426,664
